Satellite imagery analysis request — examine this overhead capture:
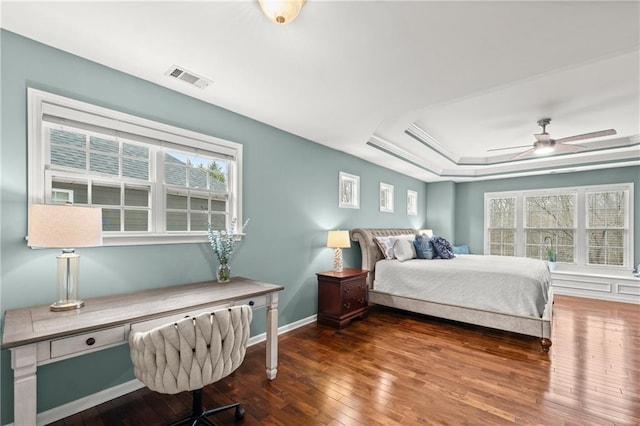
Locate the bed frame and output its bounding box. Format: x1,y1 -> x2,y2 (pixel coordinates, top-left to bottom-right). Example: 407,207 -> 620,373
350,228 -> 553,352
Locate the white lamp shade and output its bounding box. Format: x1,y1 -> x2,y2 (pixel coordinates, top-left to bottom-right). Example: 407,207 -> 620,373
258,0 -> 305,24
327,230 -> 351,249
28,204 -> 103,248
419,229 -> 434,237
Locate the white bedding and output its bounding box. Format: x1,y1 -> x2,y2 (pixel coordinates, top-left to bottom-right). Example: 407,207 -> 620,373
373,255 -> 550,318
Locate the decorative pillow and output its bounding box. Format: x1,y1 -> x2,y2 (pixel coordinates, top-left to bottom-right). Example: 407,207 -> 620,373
393,238 -> 416,262
375,235 -> 416,259
452,245 -> 470,255
414,234 -> 435,259
431,236 -> 455,259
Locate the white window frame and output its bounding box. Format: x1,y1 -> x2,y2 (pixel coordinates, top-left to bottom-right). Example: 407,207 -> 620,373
484,183 -> 634,274
28,88 -> 243,246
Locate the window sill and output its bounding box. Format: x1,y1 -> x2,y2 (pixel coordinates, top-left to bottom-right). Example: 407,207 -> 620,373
550,267 -> 638,281
103,233 -> 245,247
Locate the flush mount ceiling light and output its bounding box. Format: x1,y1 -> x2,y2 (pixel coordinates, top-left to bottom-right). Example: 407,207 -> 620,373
258,0 -> 306,24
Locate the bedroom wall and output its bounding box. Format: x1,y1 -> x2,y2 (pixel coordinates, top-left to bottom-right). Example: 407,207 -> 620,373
0,30 -> 428,424
454,166 -> 640,264
425,181 -> 456,241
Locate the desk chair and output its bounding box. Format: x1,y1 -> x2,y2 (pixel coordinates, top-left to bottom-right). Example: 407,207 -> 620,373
129,305 -> 253,426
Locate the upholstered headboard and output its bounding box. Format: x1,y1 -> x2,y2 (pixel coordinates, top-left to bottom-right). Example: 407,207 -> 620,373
350,228 -> 418,287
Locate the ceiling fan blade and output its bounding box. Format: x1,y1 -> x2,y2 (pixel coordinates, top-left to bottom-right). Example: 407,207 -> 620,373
554,143 -> 586,153
487,144 -> 531,152
555,129 -> 616,144
511,147 -> 536,160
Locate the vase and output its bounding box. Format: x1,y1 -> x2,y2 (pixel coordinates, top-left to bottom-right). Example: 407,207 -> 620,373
548,261 -> 557,272
217,262 -> 231,283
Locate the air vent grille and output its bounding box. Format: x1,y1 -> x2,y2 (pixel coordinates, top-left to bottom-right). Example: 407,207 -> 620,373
165,65 -> 212,89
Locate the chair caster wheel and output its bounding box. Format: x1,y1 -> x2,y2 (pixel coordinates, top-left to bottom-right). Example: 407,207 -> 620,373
235,405 -> 245,420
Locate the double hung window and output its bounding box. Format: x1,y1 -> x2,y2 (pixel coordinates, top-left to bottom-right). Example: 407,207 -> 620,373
485,184 -> 633,271
28,89 -> 243,246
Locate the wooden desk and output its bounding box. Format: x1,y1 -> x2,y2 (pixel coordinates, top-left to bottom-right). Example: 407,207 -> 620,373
2,277 -> 284,426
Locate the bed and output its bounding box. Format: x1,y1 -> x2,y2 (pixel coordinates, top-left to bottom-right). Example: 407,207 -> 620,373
350,228 -> 553,351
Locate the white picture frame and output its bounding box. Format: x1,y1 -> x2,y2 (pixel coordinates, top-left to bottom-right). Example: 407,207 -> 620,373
339,172 -> 360,209
407,190 -> 418,216
379,182 -> 394,213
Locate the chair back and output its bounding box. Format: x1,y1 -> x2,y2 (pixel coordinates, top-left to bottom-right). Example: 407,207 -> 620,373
129,305 -> 253,394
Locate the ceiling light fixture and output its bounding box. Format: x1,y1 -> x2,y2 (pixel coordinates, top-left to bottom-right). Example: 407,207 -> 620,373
258,0 -> 305,24
533,140 -> 555,155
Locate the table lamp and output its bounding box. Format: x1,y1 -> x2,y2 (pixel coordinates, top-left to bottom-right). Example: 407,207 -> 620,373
28,204 -> 103,311
419,229 -> 434,237
326,230 -> 350,273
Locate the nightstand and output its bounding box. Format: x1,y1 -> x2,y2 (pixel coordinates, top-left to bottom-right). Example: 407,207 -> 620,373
316,268 -> 369,328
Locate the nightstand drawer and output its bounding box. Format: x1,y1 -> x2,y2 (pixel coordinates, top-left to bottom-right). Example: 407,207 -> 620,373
51,325 -> 126,358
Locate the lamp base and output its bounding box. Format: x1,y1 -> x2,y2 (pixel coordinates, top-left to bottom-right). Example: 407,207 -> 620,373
333,248 -> 344,273
50,299 -> 84,312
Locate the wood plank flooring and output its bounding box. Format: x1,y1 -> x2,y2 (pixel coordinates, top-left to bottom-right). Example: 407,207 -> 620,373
50,295 -> 639,425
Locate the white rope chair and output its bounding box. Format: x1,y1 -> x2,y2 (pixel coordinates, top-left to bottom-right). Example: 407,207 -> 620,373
129,305 -> 253,426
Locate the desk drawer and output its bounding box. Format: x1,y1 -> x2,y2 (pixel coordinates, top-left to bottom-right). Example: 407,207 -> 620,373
51,326 -> 126,358
130,297 -> 265,334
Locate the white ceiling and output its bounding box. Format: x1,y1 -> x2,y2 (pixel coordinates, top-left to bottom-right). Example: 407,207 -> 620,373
2,1 -> 639,182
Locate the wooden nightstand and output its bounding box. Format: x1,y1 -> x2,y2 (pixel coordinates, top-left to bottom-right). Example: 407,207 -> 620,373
316,268 -> 369,329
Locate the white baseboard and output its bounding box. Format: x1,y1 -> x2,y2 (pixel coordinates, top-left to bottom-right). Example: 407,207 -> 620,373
13,314 -> 317,426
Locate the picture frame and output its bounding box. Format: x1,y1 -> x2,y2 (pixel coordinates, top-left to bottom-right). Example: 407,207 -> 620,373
379,182 -> 394,213
339,172 -> 360,209
407,190 -> 418,216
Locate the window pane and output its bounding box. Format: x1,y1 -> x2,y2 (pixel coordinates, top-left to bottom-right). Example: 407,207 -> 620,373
209,160 -> 228,190
525,195 -> 574,228
124,210 -> 148,231
90,136 -> 118,153
167,193 -> 188,209
165,153 -> 187,186
123,143 -> 148,158
52,180 -> 88,204
211,199 -> 226,212
190,213 -> 208,231
166,212 -> 187,231
125,187 -> 149,207
588,191 -> 625,227
209,214 -> 226,230
191,196 -> 208,212
123,158 -> 149,180
588,230 -> 624,266
50,129 -> 87,170
90,152 -> 119,176
93,184 -> 120,205
102,208 -> 121,231
189,166 -> 208,189
489,198 -> 515,227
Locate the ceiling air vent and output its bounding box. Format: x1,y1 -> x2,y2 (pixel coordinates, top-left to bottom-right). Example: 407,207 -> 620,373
165,65 -> 211,89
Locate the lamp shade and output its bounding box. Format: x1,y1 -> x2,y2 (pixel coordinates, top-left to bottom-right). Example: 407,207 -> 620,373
326,230 -> 350,249
419,229 -> 433,237
28,204 -> 103,248
258,0 -> 305,24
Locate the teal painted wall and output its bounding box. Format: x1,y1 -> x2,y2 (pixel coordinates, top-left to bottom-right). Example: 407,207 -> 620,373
425,181 -> 456,241
454,166 -> 640,261
0,30 -> 428,423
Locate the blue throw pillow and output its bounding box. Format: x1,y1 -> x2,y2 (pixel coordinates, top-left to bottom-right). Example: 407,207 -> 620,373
452,245 -> 470,255
431,236 -> 455,259
414,234 -> 435,259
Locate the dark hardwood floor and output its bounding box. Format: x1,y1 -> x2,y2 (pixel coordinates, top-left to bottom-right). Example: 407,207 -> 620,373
51,295 -> 639,425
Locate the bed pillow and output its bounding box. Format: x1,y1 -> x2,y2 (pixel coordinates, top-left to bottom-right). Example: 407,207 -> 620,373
452,245 -> 470,255
414,234 -> 435,259
393,238 -> 416,262
431,236 -> 455,259
375,235 -> 416,259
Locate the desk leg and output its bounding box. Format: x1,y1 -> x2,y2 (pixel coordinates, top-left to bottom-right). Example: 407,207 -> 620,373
11,344 -> 38,425
265,292 -> 278,380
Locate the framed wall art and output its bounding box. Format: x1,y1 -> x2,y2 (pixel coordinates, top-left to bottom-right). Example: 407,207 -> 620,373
379,182 -> 394,213
407,190 -> 418,216
339,172 -> 360,209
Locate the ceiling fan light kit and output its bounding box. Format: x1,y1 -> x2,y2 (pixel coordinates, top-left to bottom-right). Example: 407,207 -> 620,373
510,117 -> 616,160
258,0 -> 305,24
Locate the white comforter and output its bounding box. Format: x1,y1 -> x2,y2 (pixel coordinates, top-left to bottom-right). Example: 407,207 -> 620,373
373,255 -> 550,318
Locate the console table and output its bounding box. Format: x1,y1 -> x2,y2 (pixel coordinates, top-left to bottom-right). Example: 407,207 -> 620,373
2,277 -> 284,426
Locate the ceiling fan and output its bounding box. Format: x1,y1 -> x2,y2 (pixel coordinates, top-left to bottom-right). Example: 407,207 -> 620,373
488,118 -> 617,159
